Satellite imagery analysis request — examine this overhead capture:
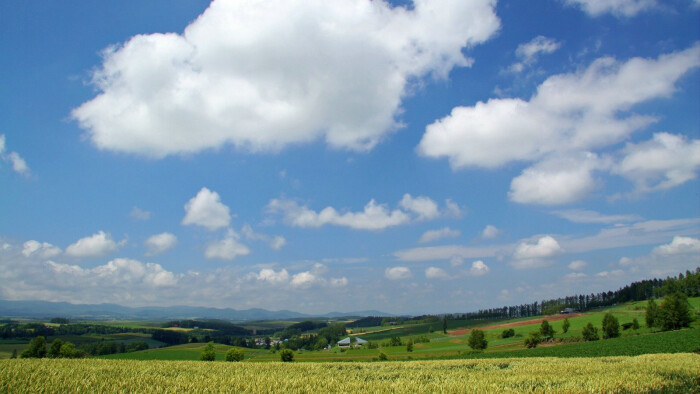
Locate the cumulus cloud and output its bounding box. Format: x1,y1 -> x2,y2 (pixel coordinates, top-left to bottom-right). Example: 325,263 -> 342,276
564,0 -> 657,17
72,0 -> 499,158
48,258 -> 178,287
65,231 -> 121,259
552,209 -> 640,224
425,266 -> 449,279
250,268 -> 290,284
510,36 -> 561,72
144,233 -> 178,256
419,45 -> 700,203
652,236 -> 700,255
480,225 -> 501,239
614,133 -> 700,194
509,153 -> 609,205
182,187 -> 231,231
468,260 -> 490,276
0,135 -> 30,176
204,229 -> 250,261
22,241 -> 61,259
266,194 -> 456,231
241,224 -> 286,250
419,227 -> 461,244
511,236 -> 562,269
385,266 -> 412,280
568,260 -> 588,271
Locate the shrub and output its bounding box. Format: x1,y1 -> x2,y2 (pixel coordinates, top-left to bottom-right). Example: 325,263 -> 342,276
378,352 -> 388,361
199,342 -> 216,361
468,329 -> 487,350
225,348 -> 244,362
602,313 -> 620,339
539,320 -> 555,339
562,318 -> 570,334
501,329 -> 515,338
524,332 -> 541,348
406,339 -> 413,352
632,318 -> 640,330
280,349 -> 294,362
582,323 -> 599,341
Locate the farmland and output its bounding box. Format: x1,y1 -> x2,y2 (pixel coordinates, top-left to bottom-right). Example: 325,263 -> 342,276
2,355 -> 698,392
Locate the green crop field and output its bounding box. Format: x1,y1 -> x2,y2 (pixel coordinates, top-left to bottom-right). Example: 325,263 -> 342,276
2,355 -> 698,392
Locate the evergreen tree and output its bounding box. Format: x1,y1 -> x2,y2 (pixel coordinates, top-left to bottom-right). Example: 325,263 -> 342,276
602,313 -> 620,339
582,323 -> 599,341
199,342 -> 216,361
539,320 -> 555,339
562,318 -> 570,333
645,298 -> 658,328
656,292 -> 693,330
468,329 -> 487,350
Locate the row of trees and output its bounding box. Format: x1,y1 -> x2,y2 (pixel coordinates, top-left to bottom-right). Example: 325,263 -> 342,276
17,336 -> 84,359
450,269 -> 698,321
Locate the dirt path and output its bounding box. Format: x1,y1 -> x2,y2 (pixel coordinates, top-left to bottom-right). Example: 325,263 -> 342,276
448,313 -> 586,335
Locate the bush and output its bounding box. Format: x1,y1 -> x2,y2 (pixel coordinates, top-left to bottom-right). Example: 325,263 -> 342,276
280,349 -> 294,362
406,339 -> 413,352
582,323 -> 599,341
656,292 -> 693,331
602,313 -> 620,339
562,318 -> 570,334
468,329 -> 487,350
378,352 -> 388,361
199,342 -> 216,361
539,320 -> 555,339
501,329 -> 515,338
225,347 -> 244,362
524,332 -> 541,348
632,318 -> 640,330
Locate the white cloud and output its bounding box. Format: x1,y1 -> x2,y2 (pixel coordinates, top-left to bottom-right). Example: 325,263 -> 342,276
400,194 -> 440,220
241,224 -> 286,250
395,244 -> 500,262
144,233 -> 178,256
204,229 -> 250,261
614,132 -> 700,194
450,256 -> 465,267
385,266 -> 412,280
0,134 -> 31,176
48,258 -> 178,287
552,209 -> 640,224
564,0 -> 657,17
480,225 -> 501,239
425,266 -> 449,279
182,187 -> 231,231
596,269 -> 625,277
251,268 -> 290,285
468,260 -> 490,276
509,153 -> 608,205
419,45 -> 700,202
267,195 -> 457,231
652,236 -> 700,255
564,272 -> 588,280
22,241 -> 61,259
329,277 -> 349,288
266,198 -> 411,231
72,0 -> 499,158
419,227 -> 461,244
129,206 -> 151,221
510,36 -> 561,72
511,236 -> 562,269
568,260 -> 588,271
65,231 -> 120,259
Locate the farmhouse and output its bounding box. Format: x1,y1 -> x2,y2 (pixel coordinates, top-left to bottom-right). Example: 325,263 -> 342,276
337,337 -> 368,348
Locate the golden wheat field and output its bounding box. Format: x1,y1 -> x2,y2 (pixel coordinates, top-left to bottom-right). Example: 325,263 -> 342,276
1,354 -> 698,393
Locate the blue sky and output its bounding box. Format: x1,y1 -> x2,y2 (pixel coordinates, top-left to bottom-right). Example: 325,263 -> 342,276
1,0 -> 699,315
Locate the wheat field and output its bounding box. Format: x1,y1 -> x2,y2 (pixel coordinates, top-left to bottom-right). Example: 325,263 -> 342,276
1,354 -> 698,393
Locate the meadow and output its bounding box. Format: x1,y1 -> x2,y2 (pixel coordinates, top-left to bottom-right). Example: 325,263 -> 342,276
2,355 -> 698,392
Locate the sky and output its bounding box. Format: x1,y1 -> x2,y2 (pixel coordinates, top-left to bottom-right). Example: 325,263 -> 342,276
1,0 -> 699,315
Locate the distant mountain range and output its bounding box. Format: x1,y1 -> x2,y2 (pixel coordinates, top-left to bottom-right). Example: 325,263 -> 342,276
0,300 -> 392,321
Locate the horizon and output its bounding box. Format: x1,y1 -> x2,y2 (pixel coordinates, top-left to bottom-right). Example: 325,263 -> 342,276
1,0 -> 699,315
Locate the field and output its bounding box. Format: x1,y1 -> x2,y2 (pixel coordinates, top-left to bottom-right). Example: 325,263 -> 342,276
2,355 -> 698,392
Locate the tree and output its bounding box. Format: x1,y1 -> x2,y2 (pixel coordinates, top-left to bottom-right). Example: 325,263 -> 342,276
524,332 -> 541,348
199,342 -> 216,361
645,298 -> 658,328
656,292 -> 693,331
632,318 -> 640,330
581,323 -> 599,341
11,349 -> 17,359
406,338 -> 413,352
442,316 -> 447,334
501,328 -> 515,338
20,336 -> 47,358
467,329 -> 487,350
378,352 -> 388,361
280,349 -> 294,362
59,342 -> 80,358
314,337 -> 328,351
539,320 -> 555,339
602,313 -> 620,339
48,339 -> 64,358
562,318 -> 570,334
225,347 -> 244,362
